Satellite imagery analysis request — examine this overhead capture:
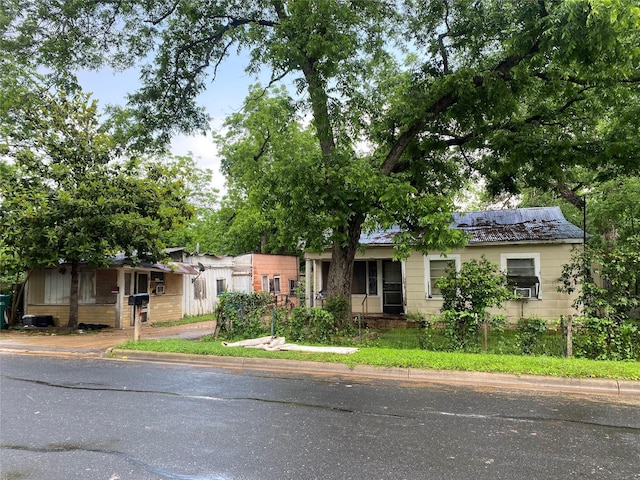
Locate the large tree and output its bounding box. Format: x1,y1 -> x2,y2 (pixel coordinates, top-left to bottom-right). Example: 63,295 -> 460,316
0,65 -> 193,328
5,1 -> 638,317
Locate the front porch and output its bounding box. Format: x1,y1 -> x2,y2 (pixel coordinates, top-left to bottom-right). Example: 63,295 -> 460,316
305,254 -> 405,316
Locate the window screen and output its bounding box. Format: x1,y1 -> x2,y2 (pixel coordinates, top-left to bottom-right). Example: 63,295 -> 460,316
429,259 -> 455,297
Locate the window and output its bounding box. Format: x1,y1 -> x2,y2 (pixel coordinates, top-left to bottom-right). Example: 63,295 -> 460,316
289,279 -> 297,295
368,262 -> 378,295
273,276 -> 281,293
261,275 -> 269,292
151,271 -> 164,283
44,268 -> 70,304
501,253 -> 541,298
216,279 -> 226,295
352,261 -> 366,294
124,273 -> 132,295
351,261 -> 378,295
424,255 -> 461,298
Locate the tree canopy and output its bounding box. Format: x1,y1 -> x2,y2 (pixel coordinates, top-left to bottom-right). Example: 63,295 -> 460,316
0,64 -> 194,327
4,0 -> 639,315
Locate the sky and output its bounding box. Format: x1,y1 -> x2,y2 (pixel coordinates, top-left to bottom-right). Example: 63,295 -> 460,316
76,53 -> 269,196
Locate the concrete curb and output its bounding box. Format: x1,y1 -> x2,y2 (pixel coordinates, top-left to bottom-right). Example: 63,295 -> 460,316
108,349 -> 640,399
0,347 -> 105,358
3,341 -> 638,399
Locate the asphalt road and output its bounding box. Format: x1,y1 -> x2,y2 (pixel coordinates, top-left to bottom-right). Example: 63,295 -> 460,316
1,354 -> 639,480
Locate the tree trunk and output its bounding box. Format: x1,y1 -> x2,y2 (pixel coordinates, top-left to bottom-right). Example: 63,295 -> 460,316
326,215 -> 364,326
68,261 -> 80,329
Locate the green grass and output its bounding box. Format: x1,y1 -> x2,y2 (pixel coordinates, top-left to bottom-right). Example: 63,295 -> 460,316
369,327 -> 567,356
114,336 -> 640,380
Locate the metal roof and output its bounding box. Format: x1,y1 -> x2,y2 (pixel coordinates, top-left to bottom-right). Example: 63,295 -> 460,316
453,207 -> 585,244
360,207 -> 585,246
110,253 -> 201,274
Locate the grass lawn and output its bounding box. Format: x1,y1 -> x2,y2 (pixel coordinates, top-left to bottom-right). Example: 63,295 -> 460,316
114,334 -> 640,381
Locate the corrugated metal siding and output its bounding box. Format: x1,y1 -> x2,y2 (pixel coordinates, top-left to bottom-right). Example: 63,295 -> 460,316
180,254 -> 235,317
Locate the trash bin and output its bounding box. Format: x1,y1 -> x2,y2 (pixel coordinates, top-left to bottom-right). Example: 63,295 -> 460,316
0,294 -> 10,329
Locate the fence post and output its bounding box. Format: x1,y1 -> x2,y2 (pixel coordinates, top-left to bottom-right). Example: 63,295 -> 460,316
567,315 -> 573,357
271,307 -> 276,337
482,318 -> 489,352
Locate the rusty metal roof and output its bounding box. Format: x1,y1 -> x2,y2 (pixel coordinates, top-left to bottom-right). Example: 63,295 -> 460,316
454,207 -> 585,244
360,207 -> 585,246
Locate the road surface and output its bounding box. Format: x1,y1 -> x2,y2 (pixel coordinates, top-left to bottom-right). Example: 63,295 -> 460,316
1,354 -> 638,479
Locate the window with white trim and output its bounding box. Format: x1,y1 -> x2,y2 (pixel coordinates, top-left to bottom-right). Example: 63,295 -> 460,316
424,254 -> 461,298
501,253 -> 541,299
273,276 -> 281,293
261,275 -> 269,292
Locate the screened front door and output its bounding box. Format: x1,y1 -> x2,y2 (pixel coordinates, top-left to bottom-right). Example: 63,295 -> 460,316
382,261 -> 403,314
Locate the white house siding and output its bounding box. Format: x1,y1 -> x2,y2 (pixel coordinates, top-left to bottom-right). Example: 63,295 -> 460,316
404,243 -> 581,322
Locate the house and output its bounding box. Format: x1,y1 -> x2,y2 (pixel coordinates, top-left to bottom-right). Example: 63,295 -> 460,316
23,256 -> 200,328
168,250 -> 301,316
304,207 -> 586,322
167,249 -> 235,317
23,249 -> 301,328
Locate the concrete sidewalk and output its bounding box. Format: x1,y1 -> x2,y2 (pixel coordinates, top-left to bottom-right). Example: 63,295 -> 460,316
2,321 -> 639,400
0,321 -> 217,356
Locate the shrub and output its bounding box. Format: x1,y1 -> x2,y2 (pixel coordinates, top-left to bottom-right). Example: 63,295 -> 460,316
215,292 -> 273,339
573,317 -> 640,360
324,296 -> 351,331
438,310 -> 481,351
283,307 -> 335,344
435,256 -> 513,350
515,316 -> 548,355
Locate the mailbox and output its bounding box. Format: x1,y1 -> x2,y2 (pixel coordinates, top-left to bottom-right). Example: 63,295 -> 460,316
128,293 -> 150,306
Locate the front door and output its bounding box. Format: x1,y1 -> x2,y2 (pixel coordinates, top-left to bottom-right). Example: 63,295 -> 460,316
382,261 -> 403,314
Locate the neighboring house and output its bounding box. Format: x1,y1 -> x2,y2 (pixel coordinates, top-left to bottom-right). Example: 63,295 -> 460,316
23,255 -> 200,328
304,207 -> 586,322
167,249 -> 235,318
168,250 -> 301,316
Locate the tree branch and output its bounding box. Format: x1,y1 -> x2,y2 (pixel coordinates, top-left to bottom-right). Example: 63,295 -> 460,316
253,130 -> 271,162
380,3 -> 549,176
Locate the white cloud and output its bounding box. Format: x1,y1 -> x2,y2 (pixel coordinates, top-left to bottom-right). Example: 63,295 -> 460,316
170,127 -> 227,195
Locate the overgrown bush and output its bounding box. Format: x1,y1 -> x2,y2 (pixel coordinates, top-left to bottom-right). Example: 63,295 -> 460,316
215,292 -> 273,339
559,239 -> 640,327
282,307 -> 335,344
438,310 -> 480,351
324,296 -> 351,332
433,257 -> 513,351
573,317 -> 640,360
515,316 -> 548,355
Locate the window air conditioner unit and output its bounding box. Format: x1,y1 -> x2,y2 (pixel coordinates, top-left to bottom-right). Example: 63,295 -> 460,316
155,284 -> 165,295
514,287 -> 533,298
